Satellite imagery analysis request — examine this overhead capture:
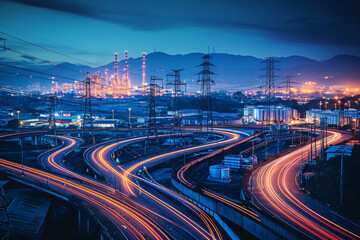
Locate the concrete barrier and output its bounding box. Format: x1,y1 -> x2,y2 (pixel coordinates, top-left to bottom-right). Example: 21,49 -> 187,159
172,178 -> 305,239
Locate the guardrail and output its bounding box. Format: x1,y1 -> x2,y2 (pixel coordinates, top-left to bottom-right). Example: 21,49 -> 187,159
1,169 -> 115,240
171,132 -> 310,239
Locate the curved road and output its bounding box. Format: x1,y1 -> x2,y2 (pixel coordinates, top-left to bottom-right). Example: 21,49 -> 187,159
85,128 -> 247,239
247,129 -> 360,239
0,133 -> 171,240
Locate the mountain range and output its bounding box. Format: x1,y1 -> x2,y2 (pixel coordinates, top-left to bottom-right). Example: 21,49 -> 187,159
1,52 -> 360,91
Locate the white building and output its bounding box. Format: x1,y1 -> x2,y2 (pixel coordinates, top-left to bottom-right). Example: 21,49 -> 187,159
243,105 -> 297,124
306,109 -> 359,127
223,155 -> 242,170
223,154 -> 257,170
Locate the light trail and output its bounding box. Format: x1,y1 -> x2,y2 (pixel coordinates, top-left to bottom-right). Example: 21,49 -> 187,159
0,133 -> 172,240
249,129 -> 360,240
176,132 -> 262,222
0,157 -> 170,240
87,128 -> 246,239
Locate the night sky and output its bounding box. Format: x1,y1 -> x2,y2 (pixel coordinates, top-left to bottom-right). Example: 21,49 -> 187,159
1,0 -> 360,65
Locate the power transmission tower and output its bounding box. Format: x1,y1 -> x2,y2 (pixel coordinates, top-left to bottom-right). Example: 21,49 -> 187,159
48,96 -> 58,145
197,54 -> 215,135
261,57 -> 279,125
145,76 -> 163,152
166,69 -> 186,145
81,73 -> 95,144
281,75 -> 298,99
0,182 -> 15,240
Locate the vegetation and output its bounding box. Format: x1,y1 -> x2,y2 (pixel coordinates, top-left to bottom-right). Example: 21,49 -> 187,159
306,145 -> 360,221
7,119 -> 19,129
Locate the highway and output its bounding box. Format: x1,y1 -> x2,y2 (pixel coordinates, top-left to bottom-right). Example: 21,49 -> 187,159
246,129 -> 360,239
176,131 -> 262,223
0,133 -> 173,240
85,128 -> 249,239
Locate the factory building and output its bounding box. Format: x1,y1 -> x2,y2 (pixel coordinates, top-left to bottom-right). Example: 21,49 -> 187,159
242,105 -> 297,125
222,154 -> 257,170
306,109 -> 360,127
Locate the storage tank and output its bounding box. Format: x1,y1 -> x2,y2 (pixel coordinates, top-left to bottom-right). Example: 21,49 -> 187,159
209,165 -> 222,179
220,168 -> 230,181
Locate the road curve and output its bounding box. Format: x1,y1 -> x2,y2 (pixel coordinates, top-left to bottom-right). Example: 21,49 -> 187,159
0,133 -> 171,240
247,130 -> 360,239
85,128 -> 247,240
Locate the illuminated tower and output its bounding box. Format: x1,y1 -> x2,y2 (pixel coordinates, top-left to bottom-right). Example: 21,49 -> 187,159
114,53 -> 119,95
142,52 -> 146,93
124,50 -> 131,95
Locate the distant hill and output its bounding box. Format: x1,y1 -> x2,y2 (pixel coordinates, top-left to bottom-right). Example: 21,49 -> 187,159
1,52 -> 360,90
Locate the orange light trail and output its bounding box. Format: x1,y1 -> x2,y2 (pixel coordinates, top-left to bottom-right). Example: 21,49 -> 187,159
250,129 -> 360,239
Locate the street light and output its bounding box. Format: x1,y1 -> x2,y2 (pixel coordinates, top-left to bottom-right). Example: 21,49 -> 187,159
319,101 -> 322,110
128,108 -> 132,129
325,102 -> 328,111
112,109 -> 115,129
16,110 -> 20,120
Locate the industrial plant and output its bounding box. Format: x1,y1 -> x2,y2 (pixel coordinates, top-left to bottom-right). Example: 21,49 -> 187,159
0,1 -> 360,240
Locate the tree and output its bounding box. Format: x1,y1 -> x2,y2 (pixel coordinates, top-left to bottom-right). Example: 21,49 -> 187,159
7,119 -> 19,129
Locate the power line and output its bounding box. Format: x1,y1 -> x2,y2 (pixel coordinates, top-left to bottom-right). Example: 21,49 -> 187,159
0,31 -> 99,67
0,63 -> 81,82
0,70 -> 58,82
6,48 -> 87,76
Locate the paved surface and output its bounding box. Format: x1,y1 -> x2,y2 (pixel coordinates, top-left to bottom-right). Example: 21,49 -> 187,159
247,130 -> 360,240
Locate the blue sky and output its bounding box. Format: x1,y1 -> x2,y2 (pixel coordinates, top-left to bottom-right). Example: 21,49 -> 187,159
0,0 -> 359,66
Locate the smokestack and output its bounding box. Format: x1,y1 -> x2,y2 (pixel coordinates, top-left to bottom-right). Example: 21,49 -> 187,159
142,52 -> 146,93
114,53 -> 119,86
124,50 -> 130,95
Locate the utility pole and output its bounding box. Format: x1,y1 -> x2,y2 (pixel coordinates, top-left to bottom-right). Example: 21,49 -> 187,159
265,134 -> 268,159
0,182 -> 15,240
314,117 -> 317,159
48,96 -> 58,145
145,76 -> 163,152
320,117 -> 326,162
340,151 -> 344,208
21,137 -> 24,175
261,57 -> 279,126
128,108 -> 132,132
310,123 -> 313,164
112,109 -> 115,129
197,54 -> 215,135
81,72 -> 95,144
166,69 -> 186,146
281,75 -> 297,100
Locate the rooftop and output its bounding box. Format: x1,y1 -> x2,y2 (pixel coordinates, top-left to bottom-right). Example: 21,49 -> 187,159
326,145 -> 353,153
